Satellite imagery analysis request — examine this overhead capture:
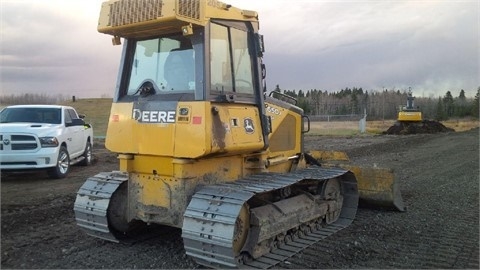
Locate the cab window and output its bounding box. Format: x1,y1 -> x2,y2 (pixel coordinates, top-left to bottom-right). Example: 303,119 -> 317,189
210,22 -> 254,96
127,36 -> 194,95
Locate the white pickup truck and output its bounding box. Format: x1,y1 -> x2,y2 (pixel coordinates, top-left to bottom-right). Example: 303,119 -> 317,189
0,105 -> 93,179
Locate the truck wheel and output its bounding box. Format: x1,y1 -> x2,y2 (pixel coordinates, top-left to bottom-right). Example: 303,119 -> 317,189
79,141 -> 92,166
48,146 -> 70,179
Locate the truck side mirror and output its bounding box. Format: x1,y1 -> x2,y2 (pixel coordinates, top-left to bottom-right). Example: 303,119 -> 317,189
66,118 -> 85,127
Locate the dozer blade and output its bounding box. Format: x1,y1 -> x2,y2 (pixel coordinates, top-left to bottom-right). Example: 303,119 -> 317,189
339,165 -> 405,211
308,150 -> 406,212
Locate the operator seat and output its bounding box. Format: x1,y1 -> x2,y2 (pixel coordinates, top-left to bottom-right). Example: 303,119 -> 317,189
164,49 -> 194,91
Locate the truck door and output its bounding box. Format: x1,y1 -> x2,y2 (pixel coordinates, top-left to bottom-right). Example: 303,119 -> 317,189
64,108 -> 84,157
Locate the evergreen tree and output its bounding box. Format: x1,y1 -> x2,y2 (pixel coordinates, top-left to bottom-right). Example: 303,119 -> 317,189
298,89 -> 305,98
283,90 -> 297,98
350,92 -> 358,114
436,97 -> 447,121
456,89 -> 468,117
297,98 -> 311,114
443,91 -> 454,117
473,87 -> 480,118
310,89 -> 321,115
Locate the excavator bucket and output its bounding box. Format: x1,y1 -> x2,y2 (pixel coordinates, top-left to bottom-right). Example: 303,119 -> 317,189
308,150 -> 406,212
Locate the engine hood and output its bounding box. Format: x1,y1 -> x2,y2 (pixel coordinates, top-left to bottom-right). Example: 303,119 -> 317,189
0,123 -> 61,137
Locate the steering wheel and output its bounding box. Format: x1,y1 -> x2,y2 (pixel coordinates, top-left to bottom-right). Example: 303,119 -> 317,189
134,79 -> 158,97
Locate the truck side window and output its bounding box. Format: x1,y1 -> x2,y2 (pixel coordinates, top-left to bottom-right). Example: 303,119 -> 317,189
64,109 -> 72,125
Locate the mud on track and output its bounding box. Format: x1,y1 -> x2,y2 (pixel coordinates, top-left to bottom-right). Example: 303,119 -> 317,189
1,128 -> 479,269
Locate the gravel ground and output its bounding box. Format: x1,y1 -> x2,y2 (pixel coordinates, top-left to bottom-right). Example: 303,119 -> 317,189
1,128 -> 478,269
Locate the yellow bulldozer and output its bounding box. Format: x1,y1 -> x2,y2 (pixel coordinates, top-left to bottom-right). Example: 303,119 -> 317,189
74,0 -> 404,268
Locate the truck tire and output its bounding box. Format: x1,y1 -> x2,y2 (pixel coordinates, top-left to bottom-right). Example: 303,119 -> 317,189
79,141 -> 93,166
48,146 -> 70,179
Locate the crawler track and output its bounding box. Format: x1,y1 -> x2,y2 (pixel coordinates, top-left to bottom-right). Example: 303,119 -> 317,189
73,167 -> 359,268
182,167 -> 358,268
74,171 -> 128,242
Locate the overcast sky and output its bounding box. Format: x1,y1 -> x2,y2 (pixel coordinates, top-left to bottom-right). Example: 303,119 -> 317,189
1,0 -> 478,99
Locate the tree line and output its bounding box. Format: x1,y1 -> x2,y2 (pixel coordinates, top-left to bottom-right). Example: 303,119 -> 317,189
1,88 -> 479,121
0,93 -> 70,106
272,85 -> 480,120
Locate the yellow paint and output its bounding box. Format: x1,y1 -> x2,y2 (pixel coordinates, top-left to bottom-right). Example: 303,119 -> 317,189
105,102 -> 136,153
321,162 -> 404,211
308,150 -> 350,162
127,153 -> 263,226
398,111 -> 422,122
265,100 -> 302,156
130,172 -> 177,209
309,150 -> 404,210
104,98 -> 308,225
98,0 -> 258,39
107,101 -> 266,159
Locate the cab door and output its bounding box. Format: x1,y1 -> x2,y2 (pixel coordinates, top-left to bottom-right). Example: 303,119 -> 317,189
207,20 -> 269,149
64,108 -> 84,157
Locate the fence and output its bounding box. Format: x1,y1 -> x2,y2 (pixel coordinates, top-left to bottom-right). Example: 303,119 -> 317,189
308,114 -> 364,122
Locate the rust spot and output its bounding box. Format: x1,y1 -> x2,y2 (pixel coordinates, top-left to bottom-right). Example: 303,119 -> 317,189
212,114 -> 226,149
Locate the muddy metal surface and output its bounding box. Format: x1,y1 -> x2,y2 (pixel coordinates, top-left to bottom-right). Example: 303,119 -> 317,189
1,128 -> 479,269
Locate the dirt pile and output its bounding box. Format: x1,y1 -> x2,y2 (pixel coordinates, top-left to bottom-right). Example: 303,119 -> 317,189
384,120 -> 455,135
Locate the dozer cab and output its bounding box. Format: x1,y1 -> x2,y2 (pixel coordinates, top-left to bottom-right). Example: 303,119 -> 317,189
74,0 -> 404,268
398,89 -> 423,122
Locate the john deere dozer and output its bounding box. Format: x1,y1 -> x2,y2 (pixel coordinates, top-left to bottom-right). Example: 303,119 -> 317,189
74,0 -> 405,268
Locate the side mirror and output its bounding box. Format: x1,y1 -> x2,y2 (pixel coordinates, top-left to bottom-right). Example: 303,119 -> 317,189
78,113 -> 86,119
66,118 -> 85,127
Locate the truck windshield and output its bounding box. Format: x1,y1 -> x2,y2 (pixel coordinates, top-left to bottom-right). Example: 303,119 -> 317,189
0,108 -> 61,124
127,35 -> 195,96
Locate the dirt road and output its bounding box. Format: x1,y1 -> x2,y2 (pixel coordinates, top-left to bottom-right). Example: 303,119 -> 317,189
1,128 -> 478,269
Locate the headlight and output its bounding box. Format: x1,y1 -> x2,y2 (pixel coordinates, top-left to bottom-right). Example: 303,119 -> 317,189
39,137 -> 59,148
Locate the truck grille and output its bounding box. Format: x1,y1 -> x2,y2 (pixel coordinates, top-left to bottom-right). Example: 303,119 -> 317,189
177,0 -> 200,20
109,0 -> 163,27
0,134 -> 39,151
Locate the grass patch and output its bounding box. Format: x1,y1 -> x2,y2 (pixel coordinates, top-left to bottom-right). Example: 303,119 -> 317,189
61,98 -> 112,137
442,118 -> 479,132
307,119 -> 479,137
307,121 -> 395,136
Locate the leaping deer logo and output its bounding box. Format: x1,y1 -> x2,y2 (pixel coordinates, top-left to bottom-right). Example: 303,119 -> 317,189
244,118 -> 255,134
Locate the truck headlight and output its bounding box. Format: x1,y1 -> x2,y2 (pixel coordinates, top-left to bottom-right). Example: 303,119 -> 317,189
39,137 -> 59,148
